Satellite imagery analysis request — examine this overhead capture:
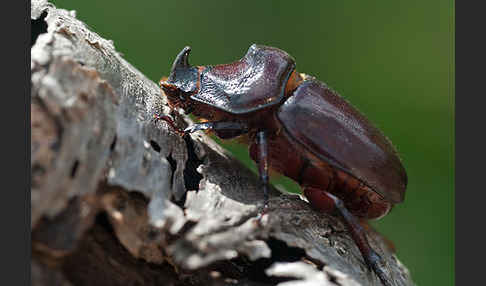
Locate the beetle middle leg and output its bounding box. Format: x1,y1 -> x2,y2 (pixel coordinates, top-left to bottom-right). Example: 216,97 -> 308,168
255,131 -> 270,217
304,187 -> 393,286
187,123 -> 270,218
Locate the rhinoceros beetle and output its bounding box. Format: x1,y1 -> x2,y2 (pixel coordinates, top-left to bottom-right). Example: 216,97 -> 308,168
159,44 -> 407,286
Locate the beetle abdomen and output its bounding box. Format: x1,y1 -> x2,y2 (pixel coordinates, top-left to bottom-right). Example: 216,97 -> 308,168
249,132 -> 392,219
277,77 -> 407,204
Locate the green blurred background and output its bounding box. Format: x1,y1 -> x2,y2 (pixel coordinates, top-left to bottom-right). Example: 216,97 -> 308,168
49,1 -> 455,285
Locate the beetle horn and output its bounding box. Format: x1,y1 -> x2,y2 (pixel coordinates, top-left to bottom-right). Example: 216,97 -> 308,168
164,46 -> 199,94
170,46 -> 192,75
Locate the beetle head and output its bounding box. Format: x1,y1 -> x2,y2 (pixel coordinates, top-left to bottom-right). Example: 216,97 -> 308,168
160,46 -> 198,113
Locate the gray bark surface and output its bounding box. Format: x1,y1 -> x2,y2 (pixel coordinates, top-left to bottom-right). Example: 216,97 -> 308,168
31,1 -> 415,285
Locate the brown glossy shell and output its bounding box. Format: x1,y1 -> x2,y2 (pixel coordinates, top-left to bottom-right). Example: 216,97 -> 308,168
277,77 -> 407,203
191,44 -> 296,114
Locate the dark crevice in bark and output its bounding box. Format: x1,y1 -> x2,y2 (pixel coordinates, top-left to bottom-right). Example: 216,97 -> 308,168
70,160 -> 80,178
266,238 -> 308,263
183,136 -> 203,191
32,197 -> 89,254
61,213 -> 184,286
31,11 -> 48,47
109,134 -> 117,152
171,136 -> 205,209
213,238 -> 309,285
149,140 -> 161,153
93,212 -> 116,236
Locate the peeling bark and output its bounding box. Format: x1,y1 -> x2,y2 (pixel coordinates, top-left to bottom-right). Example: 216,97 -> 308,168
31,1 -> 415,285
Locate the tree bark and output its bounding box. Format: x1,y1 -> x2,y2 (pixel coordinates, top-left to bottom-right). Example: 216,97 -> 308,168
31,1 -> 415,285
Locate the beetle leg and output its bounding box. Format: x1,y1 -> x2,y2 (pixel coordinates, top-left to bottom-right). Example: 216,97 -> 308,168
304,188 -> 392,286
152,114 -> 185,136
184,122 -> 213,133
256,131 -> 270,215
184,121 -> 249,139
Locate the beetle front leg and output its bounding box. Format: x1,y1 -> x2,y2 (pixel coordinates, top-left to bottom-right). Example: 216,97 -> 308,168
185,121 -> 249,139
152,114 -> 185,136
256,131 -> 270,216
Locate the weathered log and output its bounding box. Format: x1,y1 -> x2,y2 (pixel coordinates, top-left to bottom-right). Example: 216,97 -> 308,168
31,1 -> 415,285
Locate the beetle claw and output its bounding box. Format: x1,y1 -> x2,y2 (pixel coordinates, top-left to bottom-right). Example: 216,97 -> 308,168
185,123 -> 212,134
184,126 -> 197,134
153,114 -> 186,136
